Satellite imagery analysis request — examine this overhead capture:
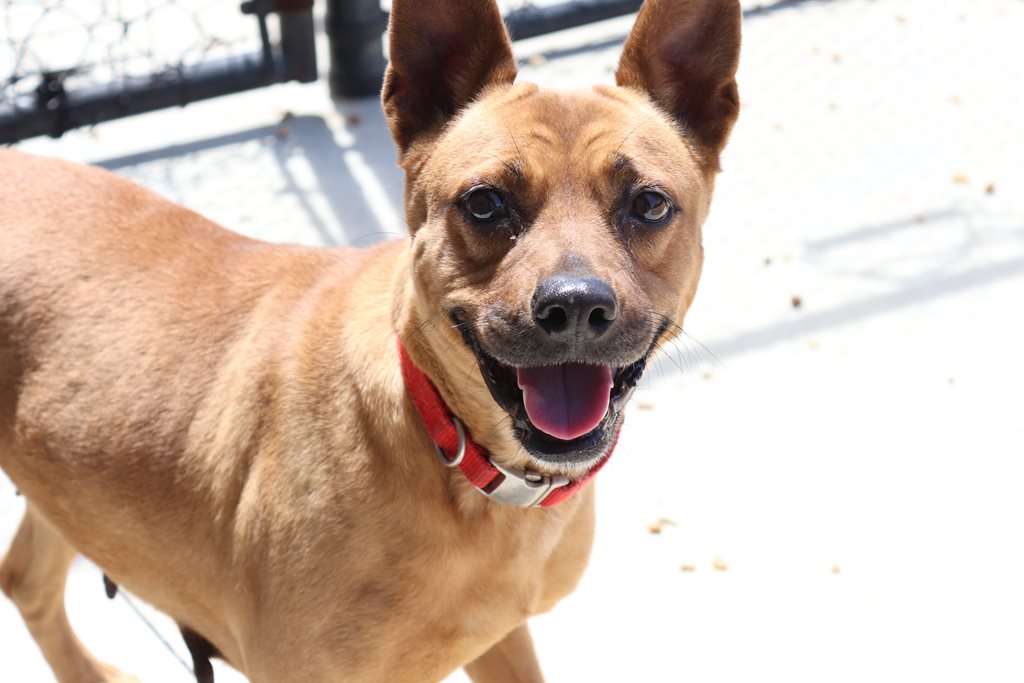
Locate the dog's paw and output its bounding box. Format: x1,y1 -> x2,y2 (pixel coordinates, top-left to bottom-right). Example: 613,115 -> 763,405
97,663 -> 145,683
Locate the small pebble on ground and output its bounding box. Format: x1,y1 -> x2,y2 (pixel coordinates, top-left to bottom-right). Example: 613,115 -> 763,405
647,517 -> 677,534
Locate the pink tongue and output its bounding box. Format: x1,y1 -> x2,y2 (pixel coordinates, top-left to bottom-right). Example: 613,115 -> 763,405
516,364 -> 614,441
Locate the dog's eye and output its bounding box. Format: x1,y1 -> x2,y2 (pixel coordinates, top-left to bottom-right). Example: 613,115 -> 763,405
462,189 -> 508,222
631,191 -> 673,224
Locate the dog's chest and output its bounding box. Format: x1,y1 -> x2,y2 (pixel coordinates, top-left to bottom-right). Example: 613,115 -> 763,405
430,526 -> 566,662
330,498 -> 590,677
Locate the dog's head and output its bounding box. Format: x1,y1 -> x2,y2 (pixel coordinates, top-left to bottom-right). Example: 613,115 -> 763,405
385,0 -> 741,476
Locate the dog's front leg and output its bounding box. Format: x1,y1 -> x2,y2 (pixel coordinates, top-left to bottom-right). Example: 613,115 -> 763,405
463,623 -> 544,683
0,504 -> 141,683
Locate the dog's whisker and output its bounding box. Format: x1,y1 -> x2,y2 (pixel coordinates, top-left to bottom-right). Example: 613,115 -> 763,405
505,125 -> 526,170
351,231 -> 412,246
681,329 -> 725,369
654,338 -> 687,375
612,112 -> 659,160
397,315 -> 438,348
483,413 -> 514,441
508,242 -> 541,279
665,335 -> 697,374
400,313 -> 467,359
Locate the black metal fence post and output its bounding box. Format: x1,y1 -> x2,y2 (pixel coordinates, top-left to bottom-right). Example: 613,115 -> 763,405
321,0 -> 646,100
278,0 -> 319,83
324,0 -> 389,98
504,0 -> 644,40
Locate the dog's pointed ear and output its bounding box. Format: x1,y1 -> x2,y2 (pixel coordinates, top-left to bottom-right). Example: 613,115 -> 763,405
382,0 -> 517,155
616,0 -> 741,164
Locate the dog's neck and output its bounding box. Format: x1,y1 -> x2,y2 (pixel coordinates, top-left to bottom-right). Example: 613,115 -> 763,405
389,249 -> 531,466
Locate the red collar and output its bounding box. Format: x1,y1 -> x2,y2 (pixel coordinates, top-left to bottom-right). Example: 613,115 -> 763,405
397,340 -> 613,508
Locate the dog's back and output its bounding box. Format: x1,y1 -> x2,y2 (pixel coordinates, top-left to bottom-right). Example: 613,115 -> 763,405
0,148 -> 274,481
0,150 -> 355,652
0,149 -> 280,640
0,148 -> 417,669
0,149 -> 365,464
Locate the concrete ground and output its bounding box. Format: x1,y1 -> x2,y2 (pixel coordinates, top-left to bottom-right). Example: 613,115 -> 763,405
3,0 -> 1024,680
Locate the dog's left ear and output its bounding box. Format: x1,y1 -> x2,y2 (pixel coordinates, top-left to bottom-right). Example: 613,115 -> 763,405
616,0 -> 741,165
382,0 -> 517,156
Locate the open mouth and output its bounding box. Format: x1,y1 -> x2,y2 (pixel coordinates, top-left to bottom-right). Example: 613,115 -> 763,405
453,314 -> 656,465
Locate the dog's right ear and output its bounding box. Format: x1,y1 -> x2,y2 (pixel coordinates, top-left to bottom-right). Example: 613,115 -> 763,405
382,0 -> 517,156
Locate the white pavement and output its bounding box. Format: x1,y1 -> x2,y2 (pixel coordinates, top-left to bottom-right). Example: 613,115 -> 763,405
3,0 -> 1024,681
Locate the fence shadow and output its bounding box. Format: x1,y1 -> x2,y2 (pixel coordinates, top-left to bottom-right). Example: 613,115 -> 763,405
96,108 -> 406,249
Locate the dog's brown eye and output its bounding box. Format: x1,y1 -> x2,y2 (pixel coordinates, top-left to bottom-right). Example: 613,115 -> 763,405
632,191 -> 672,224
462,189 -> 508,222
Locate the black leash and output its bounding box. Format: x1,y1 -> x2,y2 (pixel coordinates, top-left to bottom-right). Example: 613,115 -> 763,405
103,574 -> 202,680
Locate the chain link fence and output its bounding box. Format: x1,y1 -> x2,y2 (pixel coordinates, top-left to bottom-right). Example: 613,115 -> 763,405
1,0 -> 316,142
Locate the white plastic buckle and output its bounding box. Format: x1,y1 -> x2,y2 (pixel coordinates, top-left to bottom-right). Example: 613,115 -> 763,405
482,459 -> 570,509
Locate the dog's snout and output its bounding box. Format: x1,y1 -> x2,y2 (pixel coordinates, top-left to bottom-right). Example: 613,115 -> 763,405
532,276 -> 617,340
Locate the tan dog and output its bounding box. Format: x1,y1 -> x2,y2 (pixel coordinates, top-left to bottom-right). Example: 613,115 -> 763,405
0,0 -> 740,680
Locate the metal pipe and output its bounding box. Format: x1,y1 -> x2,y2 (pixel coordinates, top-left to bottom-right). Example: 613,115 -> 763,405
324,0 -> 388,98
279,5 -> 319,83
504,0 -> 644,40
0,53 -> 279,143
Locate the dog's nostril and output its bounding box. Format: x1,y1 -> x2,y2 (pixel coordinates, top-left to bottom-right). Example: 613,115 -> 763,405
536,305 -> 568,333
588,306 -> 613,331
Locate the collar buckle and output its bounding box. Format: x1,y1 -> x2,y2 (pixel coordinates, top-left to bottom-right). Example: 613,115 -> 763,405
483,459 -> 570,509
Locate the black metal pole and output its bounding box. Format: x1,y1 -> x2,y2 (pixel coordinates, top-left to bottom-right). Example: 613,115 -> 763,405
504,0 -> 644,40
278,1 -> 318,83
0,53 -> 278,143
324,0 -> 388,98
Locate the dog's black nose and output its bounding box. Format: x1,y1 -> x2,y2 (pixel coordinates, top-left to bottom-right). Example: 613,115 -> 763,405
533,276 -> 617,340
